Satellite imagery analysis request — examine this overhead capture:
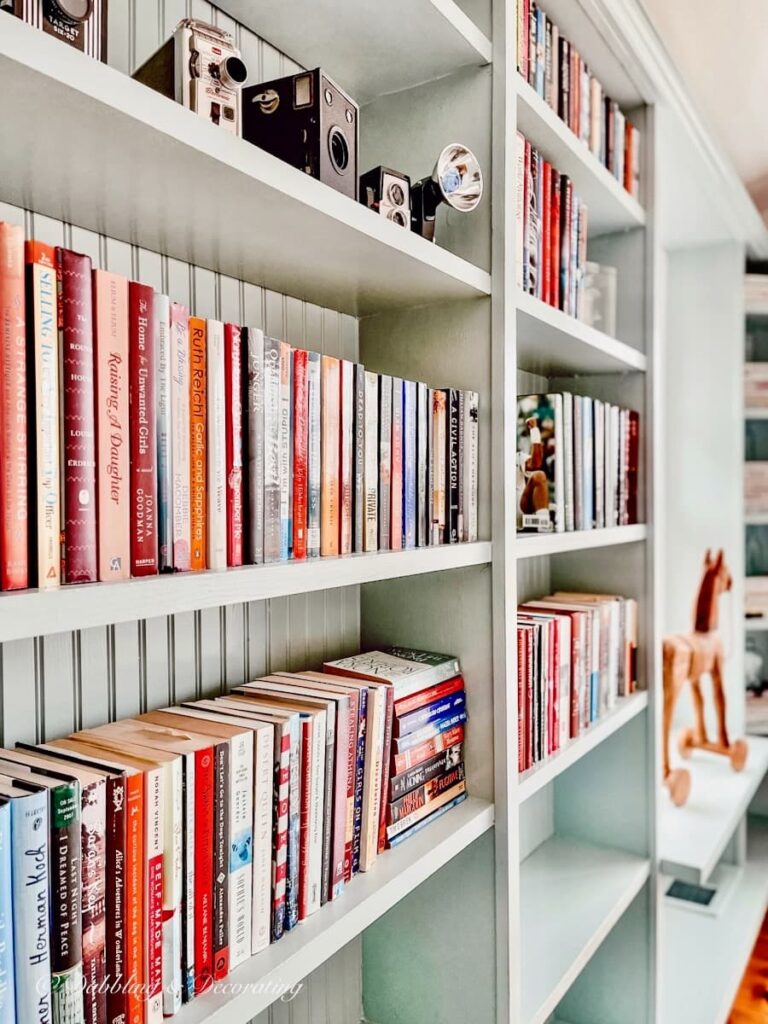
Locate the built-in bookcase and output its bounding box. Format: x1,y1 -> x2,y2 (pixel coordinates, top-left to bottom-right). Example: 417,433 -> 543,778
2,1 -> 767,1022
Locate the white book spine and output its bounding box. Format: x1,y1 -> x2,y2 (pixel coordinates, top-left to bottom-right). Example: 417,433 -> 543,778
306,352 -> 321,558
359,686 -> 384,872
307,713 -> 326,916
465,391 -> 479,542
562,392 -> 574,531
161,759 -> 183,1016
594,399 -> 605,529
558,617 -> 571,749
278,342 -> 292,560
205,319 -> 227,570
228,731 -> 254,969
170,305 -> 190,571
11,791 -> 51,1024
263,337 -> 282,562
155,294 -> 173,572
417,382 -> 428,548
363,371 -> 379,552
515,131 -> 525,290
146,766 -> 164,1024
340,361 -> 354,556
251,726 -> 274,954
182,753 -> 195,1002
246,327 -> 265,565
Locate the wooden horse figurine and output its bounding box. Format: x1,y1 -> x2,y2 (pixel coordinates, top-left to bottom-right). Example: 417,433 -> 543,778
662,549 -> 748,806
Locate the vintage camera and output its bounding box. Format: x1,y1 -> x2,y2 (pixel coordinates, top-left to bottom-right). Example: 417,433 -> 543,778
1,0 -> 107,60
243,69 -> 359,200
133,19 -> 248,136
360,167 -> 411,228
412,143 -> 483,242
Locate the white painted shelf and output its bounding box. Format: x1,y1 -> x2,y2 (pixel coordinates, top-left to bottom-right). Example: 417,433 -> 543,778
174,797 -> 493,1024
515,524 -> 647,560
515,76 -> 646,237
216,0 -> 492,105
516,290 -> 647,375
0,542 -> 492,643
520,835 -> 650,1024
517,692 -> 649,803
661,815 -> 768,1024
746,616 -> 768,631
0,18 -> 491,318
658,735 -> 768,884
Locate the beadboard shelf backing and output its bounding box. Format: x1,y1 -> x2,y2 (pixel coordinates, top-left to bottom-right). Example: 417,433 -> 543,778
520,836 -> 651,1024
661,816 -> 768,1024
516,290 -> 647,375
515,524 -> 647,559
515,78 -> 646,237
0,542 -> 492,643
163,798 -> 493,1024
215,0 -> 492,104
658,735 -> 768,884
0,18 -> 490,319
517,692 -> 649,803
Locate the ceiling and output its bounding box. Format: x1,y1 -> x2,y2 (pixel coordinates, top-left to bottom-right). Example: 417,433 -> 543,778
642,0 -> 768,219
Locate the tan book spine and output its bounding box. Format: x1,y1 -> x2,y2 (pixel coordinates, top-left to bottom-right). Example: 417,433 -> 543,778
320,355 -> 340,556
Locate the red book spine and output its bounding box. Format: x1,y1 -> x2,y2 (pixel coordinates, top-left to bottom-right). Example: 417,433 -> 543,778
273,731 -> 290,931
194,748 -> 215,995
211,741 -> 229,982
541,161 -> 552,306
526,627 -> 534,769
129,283 -> 157,576
627,410 -> 639,525
298,717 -> 312,921
394,675 -> 464,717
125,773 -> 144,1024
550,175 -> 561,310
57,247 -> 97,583
517,629 -> 526,773
0,223 -> 28,590
189,317 -> 207,571
292,349 -> 308,560
105,776 -> 128,1024
224,323 -> 243,566
391,723 -> 464,776
550,618 -> 559,754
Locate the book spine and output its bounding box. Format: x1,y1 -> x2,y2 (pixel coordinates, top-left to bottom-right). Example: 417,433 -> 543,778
129,283 -> 158,576
263,337 -> 282,562
360,688 -> 385,872
285,719 -> 300,931
11,791 -> 52,1024
180,756 -> 195,1003
388,793 -> 467,848
388,763 -> 466,824
160,761 -> 183,1016
271,726 -> 290,941
342,691 -> 358,883
227,732 -> 254,970
298,719 -> 312,921
330,701 -> 348,900
105,778 -> 127,1024
125,774 -> 144,1024
340,360 -> 354,556
170,303 -> 191,572
417,382 -> 428,548
308,713 -> 325,914
515,132 -> 525,291
432,390 -> 447,543
457,390 -> 466,541
390,743 -> 464,801
390,378 -> 403,551
205,320 -> 226,571
278,341 -> 292,561
627,410 -> 639,524
320,355 -> 340,556
363,371 -> 379,552
155,295 -> 173,572
245,327 -> 265,564
353,364 -> 365,553
446,389 -> 460,542
26,242 -> 60,589
251,725 -> 273,955
145,771 -> 163,1024
57,248 -> 97,584
224,324 -> 244,567
376,687 -> 394,856
541,161 -> 551,305
0,223 -> 28,590
211,743 -> 230,982
81,782 -> 107,1024
403,380 -> 417,548
306,352 -> 321,558
94,270 -> 130,581
292,349 -> 309,560
466,392 -> 479,542
319,710 -> 335,904
392,723 -> 465,775
386,780 -> 466,841
49,783 -> 84,1024
0,802 -> 14,1024
193,749 -> 214,995
378,375 -> 392,550
396,691 -> 467,737
395,675 -> 464,718
351,687 -> 368,876
189,317 -> 207,572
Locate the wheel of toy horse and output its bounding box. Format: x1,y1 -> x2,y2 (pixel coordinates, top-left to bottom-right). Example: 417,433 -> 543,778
677,727 -> 696,760
666,768 -> 691,807
729,739 -> 748,772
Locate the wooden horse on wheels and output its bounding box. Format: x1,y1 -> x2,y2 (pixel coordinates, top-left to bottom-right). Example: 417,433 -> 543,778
662,549 -> 748,806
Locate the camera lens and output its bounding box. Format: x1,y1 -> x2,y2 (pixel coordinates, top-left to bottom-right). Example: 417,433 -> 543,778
328,127 -> 349,174
388,182 -> 406,206
388,210 -> 407,227
220,55 -> 248,88
48,0 -> 93,21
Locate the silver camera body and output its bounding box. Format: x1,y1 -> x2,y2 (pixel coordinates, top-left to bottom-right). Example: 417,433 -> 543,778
133,19 -> 248,136
360,166 -> 411,228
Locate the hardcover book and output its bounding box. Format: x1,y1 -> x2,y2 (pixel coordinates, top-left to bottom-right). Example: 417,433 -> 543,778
390,377 -> 403,551
320,355 -> 340,557
245,327 -> 265,564
403,379 -> 417,549
306,351 -> 321,558
155,295 -> 173,572
292,349 -> 309,560
340,360 -> 354,556
445,388 -> 460,543
353,364 -> 365,553
206,319 -> 227,570
416,382 -> 429,548
464,391 -> 479,542
263,337 -> 282,563
278,341 -> 292,561
0,801 -> 14,1024
363,371 -> 379,552
378,375 -> 392,551
516,393 -> 563,533
189,317 -> 207,571
225,324 -> 244,567
129,283 -> 157,576
431,389 -> 446,543
170,303 -> 191,571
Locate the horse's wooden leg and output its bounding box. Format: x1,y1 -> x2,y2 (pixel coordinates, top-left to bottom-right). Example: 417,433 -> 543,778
690,676 -> 709,746
663,645 -> 680,779
711,655 -> 731,750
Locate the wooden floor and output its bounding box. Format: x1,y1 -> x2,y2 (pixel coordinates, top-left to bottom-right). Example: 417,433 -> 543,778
729,911 -> 768,1022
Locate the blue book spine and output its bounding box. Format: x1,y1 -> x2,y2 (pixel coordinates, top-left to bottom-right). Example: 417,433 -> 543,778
403,381 -> 417,548
397,692 -> 467,738
0,802 -> 15,1024
388,793 -> 467,848
11,790 -> 51,1024
394,711 -> 468,754
351,687 -> 368,876
582,397 -> 594,530
284,716 -> 300,930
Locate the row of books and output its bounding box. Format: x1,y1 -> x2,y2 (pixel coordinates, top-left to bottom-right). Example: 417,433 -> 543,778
0,221 -> 480,591
516,392 -> 639,533
0,646 -> 468,1024
515,0 -> 641,199
517,591 -> 638,772
515,133 -> 589,320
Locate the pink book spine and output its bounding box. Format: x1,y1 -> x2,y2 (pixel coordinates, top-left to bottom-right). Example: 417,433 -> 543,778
93,269 -> 130,581
390,379 -> 403,550
170,303 -> 191,571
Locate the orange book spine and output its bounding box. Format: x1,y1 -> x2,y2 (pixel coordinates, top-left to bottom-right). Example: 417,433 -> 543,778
189,317 -> 207,571
126,771 -> 145,1024
320,355 -> 340,556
